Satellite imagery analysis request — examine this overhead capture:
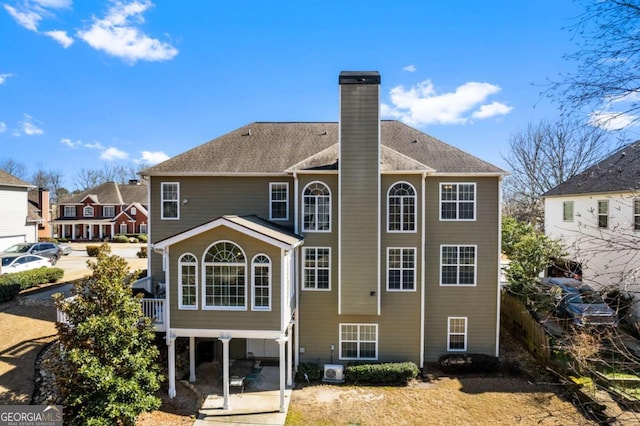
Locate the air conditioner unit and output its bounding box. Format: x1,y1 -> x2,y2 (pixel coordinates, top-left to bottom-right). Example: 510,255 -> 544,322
323,364 -> 344,383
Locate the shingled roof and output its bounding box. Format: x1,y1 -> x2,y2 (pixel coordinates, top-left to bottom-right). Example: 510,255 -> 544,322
59,181 -> 147,205
0,170 -> 34,188
141,121 -> 504,176
543,141 -> 640,197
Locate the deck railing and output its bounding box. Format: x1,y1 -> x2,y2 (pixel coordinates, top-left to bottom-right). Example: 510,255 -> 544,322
56,296 -> 165,332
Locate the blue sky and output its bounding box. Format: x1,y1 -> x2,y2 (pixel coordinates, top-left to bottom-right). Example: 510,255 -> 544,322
0,1 -> 607,190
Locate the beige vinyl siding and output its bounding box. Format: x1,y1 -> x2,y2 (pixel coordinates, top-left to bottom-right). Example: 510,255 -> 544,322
149,176 -> 294,244
339,83 -> 380,315
424,176 -> 499,361
167,226 -> 282,330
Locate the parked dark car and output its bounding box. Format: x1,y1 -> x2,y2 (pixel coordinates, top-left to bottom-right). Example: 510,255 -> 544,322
605,289 -> 640,337
1,242 -> 63,265
545,277 -> 617,327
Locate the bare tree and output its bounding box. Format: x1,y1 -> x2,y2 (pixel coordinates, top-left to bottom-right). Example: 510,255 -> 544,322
0,159 -> 28,180
503,119 -> 609,227
549,0 -> 640,129
73,168 -> 103,192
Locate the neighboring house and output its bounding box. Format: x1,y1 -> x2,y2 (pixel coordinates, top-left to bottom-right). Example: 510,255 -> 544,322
140,71 -> 505,409
28,188 -> 53,240
0,170 -> 38,250
543,141 -> 640,289
53,180 -> 148,240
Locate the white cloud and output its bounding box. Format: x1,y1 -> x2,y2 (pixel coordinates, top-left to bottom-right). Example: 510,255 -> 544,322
139,150 -> 169,164
381,79 -> 512,126
0,73 -> 13,85
60,138 -> 81,148
403,65 -> 417,72
85,141 -> 105,150
44,30 -> 73,47
100,146 -> 129,160
471,101 -> 513,119
32,0 -> 72,8
18,114 -> 44,136
0,122 -> 6,133
4,4 -> 42,31
77,0 -> 178,64
589,111 -> 639,131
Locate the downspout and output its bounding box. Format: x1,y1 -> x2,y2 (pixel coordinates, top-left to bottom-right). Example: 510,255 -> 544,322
420,172 -> 426,367
495,176 -> 503,357
293,173 -> 301,371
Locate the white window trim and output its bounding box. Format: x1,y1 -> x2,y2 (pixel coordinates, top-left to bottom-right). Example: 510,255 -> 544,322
634,199 -> 640,231
269,182 -> 289,221
302,246 -> 331,291
178,253 -> 198,310
251,254 -> 272,311
439,244 -> 477,287
598,199 -> 609,229
119,223 -> 128,234
302,181 -> 332,233
161,182 -> 180,220
201,240 -> 247,311
562,201 -> 574,222
386,247 -> 417,292
83,205 -> 94,217
439,182 -> 476,222
387,181 -> 417,233
131,207 -> 137,215
339,323 -> 378,361
103,205 -> 115,217
139,223 -> 147,234
447,317 -> 468,352
63,205 -> 75,217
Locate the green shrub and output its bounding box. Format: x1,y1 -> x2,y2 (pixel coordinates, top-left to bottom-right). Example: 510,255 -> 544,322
86,245 -> 101,257
136,246 -> 147,258
345,362 -> 419,384
137,234 -> 148,243
0,282 -> 21,302
296,362 -> 322,382
112,234 -> 129,243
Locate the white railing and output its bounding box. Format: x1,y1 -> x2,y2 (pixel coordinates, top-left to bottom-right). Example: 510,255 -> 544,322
57,296 -> 165,332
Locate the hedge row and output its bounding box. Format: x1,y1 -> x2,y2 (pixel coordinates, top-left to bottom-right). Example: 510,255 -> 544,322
345,362 -> 420,384
0,267 -> 64,302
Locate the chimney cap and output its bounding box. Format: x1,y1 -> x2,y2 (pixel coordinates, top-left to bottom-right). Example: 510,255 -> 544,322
339,71 -> 380,85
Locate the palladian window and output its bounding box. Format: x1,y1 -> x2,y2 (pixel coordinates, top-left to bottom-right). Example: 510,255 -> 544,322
203,241 -> 246,310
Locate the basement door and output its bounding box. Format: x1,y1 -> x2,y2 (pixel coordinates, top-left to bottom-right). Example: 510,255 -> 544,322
246,338 -> 279,358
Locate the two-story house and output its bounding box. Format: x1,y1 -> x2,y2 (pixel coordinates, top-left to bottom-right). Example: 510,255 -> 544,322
141,71 -> 505,411
53,180 -> 148,240
0,170 -> 39,250
544,141 -> 640,289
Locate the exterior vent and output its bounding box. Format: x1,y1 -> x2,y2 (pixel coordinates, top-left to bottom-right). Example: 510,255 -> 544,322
322,364 -> 344,383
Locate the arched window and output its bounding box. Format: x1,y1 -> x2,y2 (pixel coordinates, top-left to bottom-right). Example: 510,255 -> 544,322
303,182 -> 331,231
83,205 -> 94,217
179,253 -> 197,309
203,241 -> 246,309
252,254 -> 271,311
387,182 -> 416,232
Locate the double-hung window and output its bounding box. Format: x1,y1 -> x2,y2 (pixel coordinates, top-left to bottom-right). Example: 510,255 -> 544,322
161,182 -> 179,219
303,182 -> 331,231
303,247 -> 330,290
440,245 -> 476,286
63,205 -> 75,217
139,223 -> 148,234
447,317 -> 467,351
203,241 -> 246,310
387,182 -> 416,232
270,183 -> 288,220
179,254 -> 197,309
340,324 -> 378,360
387,248 -> 416,291
598,200 -> 608,229
563,201 -> 574,222
252,254 -> 271,311
119,223 -> 128,234
634,199 -> 640,231
103,205 -> 115,217
440,183 -> 475,220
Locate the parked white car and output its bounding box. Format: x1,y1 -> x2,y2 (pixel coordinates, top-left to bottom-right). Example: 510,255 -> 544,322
0,254 -> 51,274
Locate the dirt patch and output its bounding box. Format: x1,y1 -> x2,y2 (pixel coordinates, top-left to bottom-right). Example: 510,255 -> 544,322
136,382 -> 201,426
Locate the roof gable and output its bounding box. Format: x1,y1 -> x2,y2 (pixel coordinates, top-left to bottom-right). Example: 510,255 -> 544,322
544,141 -> 640,197
0,170 -> 34,188
60,181 -> 147,205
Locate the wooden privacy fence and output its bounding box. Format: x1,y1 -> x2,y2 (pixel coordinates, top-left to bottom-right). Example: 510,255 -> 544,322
501,291 -> 551,362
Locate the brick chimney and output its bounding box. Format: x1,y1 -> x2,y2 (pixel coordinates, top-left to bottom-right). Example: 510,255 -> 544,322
338,71 -> 381,315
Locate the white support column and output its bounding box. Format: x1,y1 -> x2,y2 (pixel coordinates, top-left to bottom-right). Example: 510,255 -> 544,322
99,224 -> 103,240
219,336 -> 232,410
111,223 -> 114,238
189,336 -> 196,382
71,225 -> 76,240
167,334 -> 177,398
276,336 -> 288,413
286,323 -> 293,386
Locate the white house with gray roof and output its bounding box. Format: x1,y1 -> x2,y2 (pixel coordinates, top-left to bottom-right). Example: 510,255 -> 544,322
543,141 -> 640,289
140,71 -> 506,410
0,170 -> 39,250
